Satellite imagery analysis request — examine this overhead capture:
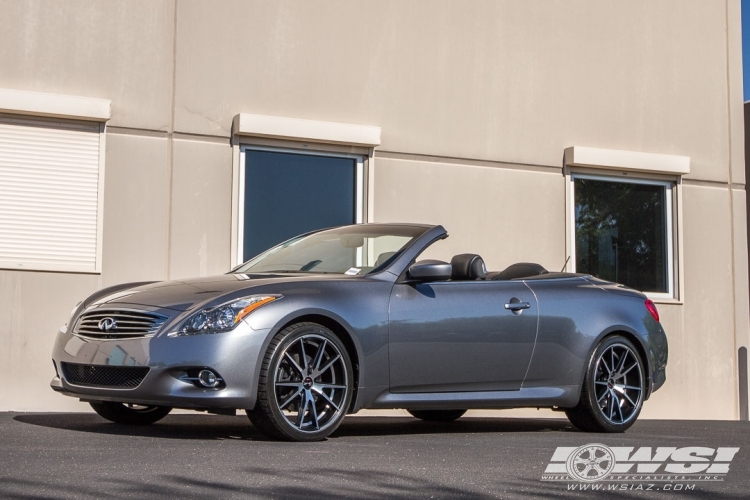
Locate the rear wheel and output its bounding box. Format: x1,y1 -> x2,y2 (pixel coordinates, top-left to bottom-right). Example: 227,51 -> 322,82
89,401 -> 172,425
566,335 -> 645,433
247,322 -> 353,441
407,409 -> 467,422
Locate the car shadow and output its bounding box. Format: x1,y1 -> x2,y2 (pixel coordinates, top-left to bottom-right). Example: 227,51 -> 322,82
332,416 -> 575,437
12,412 -> 575,441
13,412 -> 267,441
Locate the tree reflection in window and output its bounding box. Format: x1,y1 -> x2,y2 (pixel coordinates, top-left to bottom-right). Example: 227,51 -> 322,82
575,178 -> 668,293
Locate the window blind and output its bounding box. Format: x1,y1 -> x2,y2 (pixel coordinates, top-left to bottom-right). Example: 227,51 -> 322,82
0,115 -> 103,272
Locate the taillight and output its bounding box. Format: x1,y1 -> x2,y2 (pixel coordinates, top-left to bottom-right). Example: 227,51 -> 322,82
645,299 -> 660,322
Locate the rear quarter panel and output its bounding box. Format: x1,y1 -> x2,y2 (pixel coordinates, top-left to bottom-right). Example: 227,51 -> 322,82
522,277 -> 667,401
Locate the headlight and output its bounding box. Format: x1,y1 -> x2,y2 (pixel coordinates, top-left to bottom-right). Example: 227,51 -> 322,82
172,295 -> 281,336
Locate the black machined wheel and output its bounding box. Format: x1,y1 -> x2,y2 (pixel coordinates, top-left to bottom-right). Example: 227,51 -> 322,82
89,401 -> 172,425
407,409 -> 467,422
248,322 -> 353,441
566,335 -> 645,433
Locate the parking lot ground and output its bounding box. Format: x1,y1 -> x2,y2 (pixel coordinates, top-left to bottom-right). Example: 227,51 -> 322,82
0,412 -> 748,499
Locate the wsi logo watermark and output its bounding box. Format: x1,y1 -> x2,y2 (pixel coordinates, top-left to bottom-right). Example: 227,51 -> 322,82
542,444 -> 739,485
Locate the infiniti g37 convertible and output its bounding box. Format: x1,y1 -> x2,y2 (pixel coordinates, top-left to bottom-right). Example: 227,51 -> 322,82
51,223 -> 668,441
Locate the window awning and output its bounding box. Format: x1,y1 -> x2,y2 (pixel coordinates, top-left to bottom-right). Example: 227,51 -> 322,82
233,113 -> 381,147
564,146 -> 690,175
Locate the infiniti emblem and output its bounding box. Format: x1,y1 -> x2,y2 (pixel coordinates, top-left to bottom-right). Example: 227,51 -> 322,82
98,317 -> 117,332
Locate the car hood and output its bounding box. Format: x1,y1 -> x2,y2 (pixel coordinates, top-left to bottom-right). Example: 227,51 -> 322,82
88,273 -> 345,312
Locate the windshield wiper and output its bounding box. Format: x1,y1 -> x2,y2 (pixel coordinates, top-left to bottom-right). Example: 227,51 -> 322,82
299,260 -> 322,271
259,270 -> 304,273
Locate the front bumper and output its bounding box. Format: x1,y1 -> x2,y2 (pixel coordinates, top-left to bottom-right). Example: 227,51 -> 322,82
51,320 -> 271,410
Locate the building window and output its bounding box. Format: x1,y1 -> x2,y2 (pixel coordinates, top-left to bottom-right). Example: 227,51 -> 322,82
231,113 -> 380,266
238,147 -> 363,262
0,114 -> 107,273
0,89 -> 110,274
571,174 -> 674,296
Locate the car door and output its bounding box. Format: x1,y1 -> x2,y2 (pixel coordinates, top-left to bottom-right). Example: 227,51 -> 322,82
388,280 -> 538,392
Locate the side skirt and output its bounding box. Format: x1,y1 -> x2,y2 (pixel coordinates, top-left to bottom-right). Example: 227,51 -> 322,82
366,385 -> 580,410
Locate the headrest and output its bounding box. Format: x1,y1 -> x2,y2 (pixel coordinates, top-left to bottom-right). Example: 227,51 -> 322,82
450,254 -> 487,280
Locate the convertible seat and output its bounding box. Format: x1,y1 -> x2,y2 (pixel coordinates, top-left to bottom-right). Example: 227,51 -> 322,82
487,262 -> 548,281
450,254 -> 488,280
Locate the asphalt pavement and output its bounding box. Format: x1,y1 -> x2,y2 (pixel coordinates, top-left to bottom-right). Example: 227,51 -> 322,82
0,412 -> 748,499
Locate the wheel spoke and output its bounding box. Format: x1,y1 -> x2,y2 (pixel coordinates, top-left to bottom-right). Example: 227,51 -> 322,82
619,384 -> 642,391
596,388 -> 608,403
312,354 -> 341,379
308,390 -> 320,430
614,394 -> 624,422
312,339 -> 328,371
619,361 -> 639,378
608,390 -> 616,420
618,389 -> 637,407
275,382 -> 303,388
312,386 -> 341,411
316,384 -> 347,390
279,387 -> 304,410
614,350 -> 629,376
593,463 -> 608,474
295,391 -> 309,427
284,352 -> 305,376
299,339 -> 309,372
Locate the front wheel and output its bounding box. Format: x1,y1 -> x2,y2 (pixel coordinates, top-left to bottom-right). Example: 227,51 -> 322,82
89,401 -> 172,425
247,322 -> 354,441
407,409 -> 467,422
566,335 -> 645,432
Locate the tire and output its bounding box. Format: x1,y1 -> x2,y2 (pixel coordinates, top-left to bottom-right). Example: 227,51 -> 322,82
407,409 -> 467,422
89,401 -> 172,425
566,335 -> 646,433
247,322 -> 354,442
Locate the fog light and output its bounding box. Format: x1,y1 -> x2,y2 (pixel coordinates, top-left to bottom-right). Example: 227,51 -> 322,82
198,369 -> 220,388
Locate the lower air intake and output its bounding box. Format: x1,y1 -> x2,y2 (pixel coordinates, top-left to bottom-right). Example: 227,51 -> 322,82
61,362 -> 149,388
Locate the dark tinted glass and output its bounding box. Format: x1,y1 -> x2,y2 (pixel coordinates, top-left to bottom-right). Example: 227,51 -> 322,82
574,178 -> 668,293
243,150 -> 356,260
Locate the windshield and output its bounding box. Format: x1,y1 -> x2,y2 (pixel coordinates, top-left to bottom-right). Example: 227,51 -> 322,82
234,225 -> 429,276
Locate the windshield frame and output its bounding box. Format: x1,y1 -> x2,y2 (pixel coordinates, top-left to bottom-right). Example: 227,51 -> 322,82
230,224 -> 434,276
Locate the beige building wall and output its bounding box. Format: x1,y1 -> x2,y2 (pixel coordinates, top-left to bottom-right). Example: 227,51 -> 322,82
0,0 -> 746,419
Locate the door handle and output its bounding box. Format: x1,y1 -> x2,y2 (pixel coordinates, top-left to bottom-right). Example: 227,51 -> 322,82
504,300 -> 530,311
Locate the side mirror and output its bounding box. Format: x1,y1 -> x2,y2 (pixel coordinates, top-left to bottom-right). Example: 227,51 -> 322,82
407,260 -> 452,282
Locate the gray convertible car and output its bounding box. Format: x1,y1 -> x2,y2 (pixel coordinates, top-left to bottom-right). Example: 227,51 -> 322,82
51,223 -> 667,441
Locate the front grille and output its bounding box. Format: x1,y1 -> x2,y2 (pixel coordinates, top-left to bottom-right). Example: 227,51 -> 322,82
73,309 -> 168,339
61,362 -> 149,388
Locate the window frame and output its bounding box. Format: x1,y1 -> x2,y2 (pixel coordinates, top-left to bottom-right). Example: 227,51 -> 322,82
235,144 -> 365,266
566,169 -> 681,302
